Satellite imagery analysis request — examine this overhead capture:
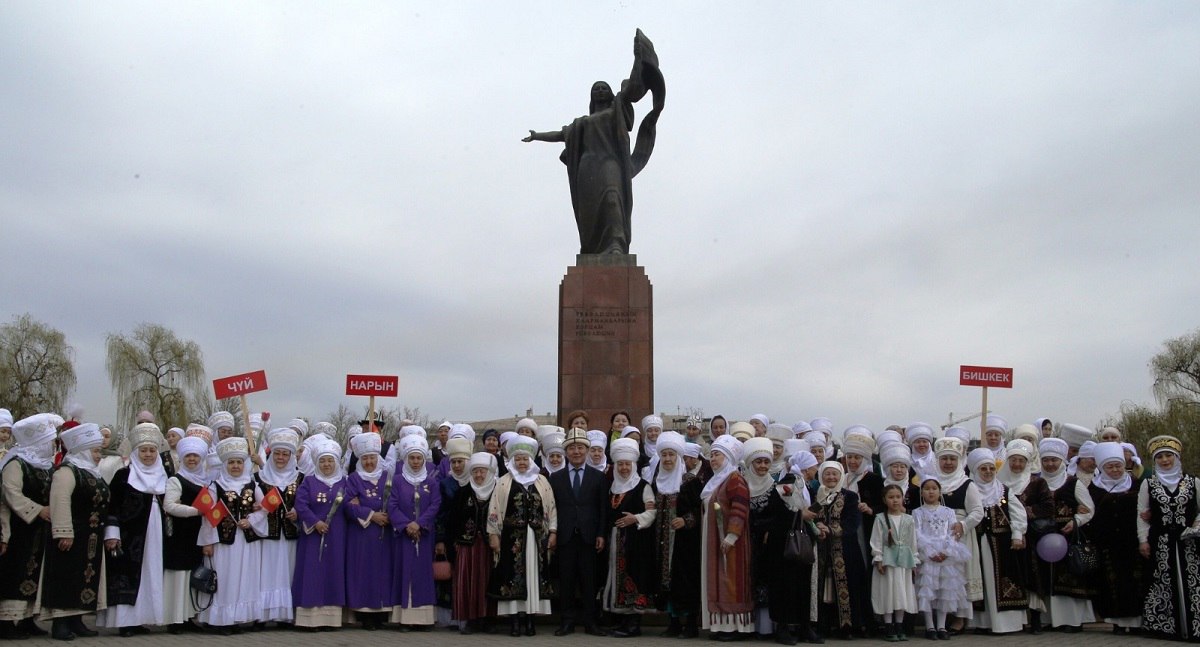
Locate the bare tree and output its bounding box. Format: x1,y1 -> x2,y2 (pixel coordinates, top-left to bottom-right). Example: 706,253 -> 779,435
0,314 -> 77,418
189,390 -> 242,428
106,323 -> 205,431
1151,327 -> 1200,405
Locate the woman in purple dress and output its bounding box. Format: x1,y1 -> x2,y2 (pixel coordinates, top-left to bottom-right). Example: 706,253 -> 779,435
388,432 -> 441,630
344,432 -> 394,630
291,437 -> 347,631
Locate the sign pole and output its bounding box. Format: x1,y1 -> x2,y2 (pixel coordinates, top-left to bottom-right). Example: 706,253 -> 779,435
240,395 -> 255,455
369,395 -> 376,431
980,386 -> 988,441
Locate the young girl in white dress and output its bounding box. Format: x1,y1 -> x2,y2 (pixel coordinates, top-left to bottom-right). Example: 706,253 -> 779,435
870,485 -> 918,642
913,478 -> 970,640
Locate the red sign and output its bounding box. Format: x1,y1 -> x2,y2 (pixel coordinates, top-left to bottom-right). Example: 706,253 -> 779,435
959,365 -> 1014,388
213,370 -> 269,399
345,374 -> 399,397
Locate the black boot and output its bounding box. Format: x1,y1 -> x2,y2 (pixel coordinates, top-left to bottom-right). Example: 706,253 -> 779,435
1028,611 -> 1042,635
0,621 -> 29,641
66,617 -> 97,638
775,625 -> 798,645
523,613 -> 536,636
681,616 -> 700,639
17,619 -> 45,637
510,615 -> 521,637
50,619 -> 74,642
613,616 -> 642,638
663,616 -> 684,638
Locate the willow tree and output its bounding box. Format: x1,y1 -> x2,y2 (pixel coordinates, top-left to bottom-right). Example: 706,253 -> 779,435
0,314 -> 77,418
106,324 -> 205,430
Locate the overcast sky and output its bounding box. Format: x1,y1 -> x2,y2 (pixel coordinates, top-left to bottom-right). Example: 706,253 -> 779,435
4,3 -> 1199,437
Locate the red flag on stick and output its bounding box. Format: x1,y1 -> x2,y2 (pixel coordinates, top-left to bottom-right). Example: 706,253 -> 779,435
191,488 -> 232,527
261,487 -> 284,514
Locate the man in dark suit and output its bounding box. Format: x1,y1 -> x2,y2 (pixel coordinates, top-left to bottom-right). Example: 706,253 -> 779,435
549,428 -> 608,636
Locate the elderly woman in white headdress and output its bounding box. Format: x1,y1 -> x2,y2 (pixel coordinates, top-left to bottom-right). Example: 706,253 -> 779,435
812,459 -> 870,640
929,437 -> 984,629
539,428 -> 567,476
446,452 -> 499,634
98,422 -> 169,635
1087,442 -> 1146,633
96,426 -> 128,484
198,437 -> 269,633
0,414 -> 59,639
40,422 -> 109,641
290,437 -> 347,631
388,433 -> 440,629
161,433 -> 210,633
487,435 -> 557,636
586,429 -> 610,476
602,437 -> 657,637
980,416 -> 1007,461
343,431 -> 394,630
998,438 -> 1054,633
435,434 -> 475,629
765,424 -> 793,481
255,428 -> 303,626
648,431 -> 704,638
1035,436 -> 1096,633
701,435 -> 754,641
1137,435 -> 1200,641
966,447 -> 1027,635
905,423 -> 936,481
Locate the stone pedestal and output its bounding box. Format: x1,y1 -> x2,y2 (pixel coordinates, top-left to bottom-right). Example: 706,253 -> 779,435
558,254 -> 653,430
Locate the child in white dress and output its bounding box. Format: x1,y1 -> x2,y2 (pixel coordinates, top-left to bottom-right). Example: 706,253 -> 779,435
913,479 -> 970,640
871,485 -> 919,642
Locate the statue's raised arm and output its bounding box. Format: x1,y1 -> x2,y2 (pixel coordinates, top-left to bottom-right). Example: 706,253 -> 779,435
521,29 -> 665,256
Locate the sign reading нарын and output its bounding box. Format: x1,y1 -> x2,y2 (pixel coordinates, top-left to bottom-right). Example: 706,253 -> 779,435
213,370 -> 269,399
959,365 -> 1014,389
345,375 -> 399,397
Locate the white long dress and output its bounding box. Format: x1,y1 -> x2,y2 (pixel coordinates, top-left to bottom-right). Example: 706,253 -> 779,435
196,484 -> 268,626
913,505 -> 971,616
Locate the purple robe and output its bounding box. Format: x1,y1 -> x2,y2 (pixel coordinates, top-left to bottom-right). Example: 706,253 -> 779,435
388,471 -> 440,608
344,471 -> 395,609
292,476 -> 347,607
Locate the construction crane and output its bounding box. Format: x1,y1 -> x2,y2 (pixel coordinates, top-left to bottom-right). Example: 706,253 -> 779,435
942,411 -> 990,431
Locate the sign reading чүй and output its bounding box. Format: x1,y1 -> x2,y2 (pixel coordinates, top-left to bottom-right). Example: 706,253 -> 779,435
213,370 -> 269,399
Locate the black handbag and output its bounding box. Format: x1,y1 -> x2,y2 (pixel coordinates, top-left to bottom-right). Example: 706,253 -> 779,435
1066,529 -> 1098,576
783,509 -> 816,565
190,558 -> 218,611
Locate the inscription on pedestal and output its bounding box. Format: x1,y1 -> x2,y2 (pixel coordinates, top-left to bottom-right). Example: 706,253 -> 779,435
574,308 -> 639,338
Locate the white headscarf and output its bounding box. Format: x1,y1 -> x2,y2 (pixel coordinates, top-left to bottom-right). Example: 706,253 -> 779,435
215,437 -> 253,490
1153,447 -> 1183,489
1092,442 -> 1132,493
127,423 -> 167,495
906,422 -> 936,477
609,438 -> 642,495
788,451 -> 818,508
175,436 -> 210,486
399,436 -> 430,486
586,429 -> 608,472
310,438 -> 344,487
350,432 -> 384,482
1038,438 -> 1069,492
967,448 -> 1002,507
998,439 -> 1034,496
815,461 -> 846,506
741,437 -> 775,498
654,431 -> 686,495
933,437 -> 968,493
258,428 -> 300,488
0,413 -> 61,473
506,436 -> 541,487
468,452 -> 498,500
61,423 -> 104,477
701,435 -> 743,503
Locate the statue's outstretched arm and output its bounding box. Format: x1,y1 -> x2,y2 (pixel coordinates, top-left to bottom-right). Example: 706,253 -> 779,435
522,129 -> 565,143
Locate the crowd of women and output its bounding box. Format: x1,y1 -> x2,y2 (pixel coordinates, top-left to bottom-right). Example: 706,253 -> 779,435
0,406 -> 1197,643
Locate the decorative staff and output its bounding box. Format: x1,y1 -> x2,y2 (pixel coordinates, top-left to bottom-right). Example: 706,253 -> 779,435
379,470 -> 393,540
412,487 -> 421,556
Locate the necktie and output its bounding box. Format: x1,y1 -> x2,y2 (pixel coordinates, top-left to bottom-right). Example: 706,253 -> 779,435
572,467 -> 582,497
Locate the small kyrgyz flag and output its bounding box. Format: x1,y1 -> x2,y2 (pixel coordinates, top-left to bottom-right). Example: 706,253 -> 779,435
261,487 -> 284,514
192,489 -> 232,527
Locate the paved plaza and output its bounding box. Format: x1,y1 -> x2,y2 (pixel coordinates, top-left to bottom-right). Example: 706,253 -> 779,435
15,622 -> 1169,647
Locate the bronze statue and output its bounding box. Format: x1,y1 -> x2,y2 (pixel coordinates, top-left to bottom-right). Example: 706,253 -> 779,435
523,29 -> 665,255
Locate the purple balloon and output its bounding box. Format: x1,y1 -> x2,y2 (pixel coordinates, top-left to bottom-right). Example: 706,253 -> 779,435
1037,532 -> 1068,562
